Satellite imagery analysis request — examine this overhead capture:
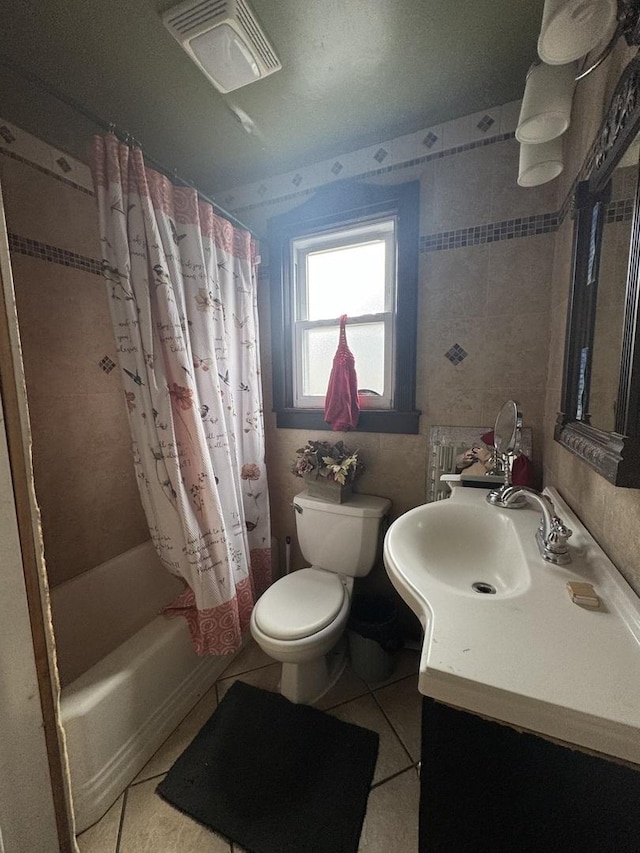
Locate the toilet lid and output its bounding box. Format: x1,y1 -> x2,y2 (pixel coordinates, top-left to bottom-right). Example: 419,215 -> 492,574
254,568 -> 347,641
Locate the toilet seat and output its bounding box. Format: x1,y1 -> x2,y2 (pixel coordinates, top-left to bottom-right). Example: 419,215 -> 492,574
254,568 -> 347,641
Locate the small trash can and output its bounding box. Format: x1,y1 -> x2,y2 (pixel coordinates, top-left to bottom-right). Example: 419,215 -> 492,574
347,595 -> 402,682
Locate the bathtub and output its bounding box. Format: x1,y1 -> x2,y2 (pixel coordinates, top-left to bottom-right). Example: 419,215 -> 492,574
53,542 -> 233,833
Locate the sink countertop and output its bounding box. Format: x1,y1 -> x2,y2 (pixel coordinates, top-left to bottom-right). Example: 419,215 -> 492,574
383,486 -> 640,764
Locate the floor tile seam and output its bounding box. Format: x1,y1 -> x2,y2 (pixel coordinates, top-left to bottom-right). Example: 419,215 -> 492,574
369,764 -> 421,791
365,670 -> 419,691
372,757 -> 417,789
321,685 -> 371,711
216,661 -> 275,680
215,681 -> 224,705
129,769 -> 167,787
212,638 -> 254,682
369,689 -> 417,765
114,786 -> 128,853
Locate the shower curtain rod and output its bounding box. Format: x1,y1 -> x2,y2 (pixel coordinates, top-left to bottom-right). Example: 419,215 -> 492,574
1,59 -> 258,239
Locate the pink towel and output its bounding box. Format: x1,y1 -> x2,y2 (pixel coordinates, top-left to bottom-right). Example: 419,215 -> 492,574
324,314 -> 360,431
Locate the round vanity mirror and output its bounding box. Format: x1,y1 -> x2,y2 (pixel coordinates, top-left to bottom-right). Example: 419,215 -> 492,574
494,400 -> 522,456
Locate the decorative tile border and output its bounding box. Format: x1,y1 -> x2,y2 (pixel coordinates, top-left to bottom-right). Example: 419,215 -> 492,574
0,145 -> 94,197
430,131 -> 514,157
0,116 -> 94,193
229,131 -> 516,216
7,233 -> 274,279
222,100 -> 521,214
8,233 -> 102,276
420,211 -> 560,252
7,207 -> 577,273
605,197 -> 635,223
6,108 -> 617,263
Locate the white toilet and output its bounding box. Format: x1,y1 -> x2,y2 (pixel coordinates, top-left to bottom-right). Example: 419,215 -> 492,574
250,489 -> 391,704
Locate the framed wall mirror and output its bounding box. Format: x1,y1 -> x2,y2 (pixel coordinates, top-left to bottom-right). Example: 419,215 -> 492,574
556,55 -> 640,487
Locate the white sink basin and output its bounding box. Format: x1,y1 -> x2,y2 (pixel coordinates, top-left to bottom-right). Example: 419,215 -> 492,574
383,486 -> 640,766
388,499 -> 530,597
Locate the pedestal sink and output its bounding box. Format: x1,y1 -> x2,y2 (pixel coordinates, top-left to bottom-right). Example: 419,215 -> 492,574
383,484 -> 640,765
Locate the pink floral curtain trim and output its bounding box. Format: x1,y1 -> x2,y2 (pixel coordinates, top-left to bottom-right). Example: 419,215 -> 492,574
162,577 -> 255,656
92,134 -> 254,261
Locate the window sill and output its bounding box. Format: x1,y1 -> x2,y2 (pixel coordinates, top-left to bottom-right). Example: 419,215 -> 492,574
275,408 -> 421,434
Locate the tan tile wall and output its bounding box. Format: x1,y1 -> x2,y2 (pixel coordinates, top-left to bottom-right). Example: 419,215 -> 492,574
0,154 -> 149,587
543,41 -> 640,595
244,133 -> 558,624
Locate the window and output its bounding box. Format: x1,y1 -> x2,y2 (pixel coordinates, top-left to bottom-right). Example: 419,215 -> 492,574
269,179 -> 420,433
292,218 -> 396,409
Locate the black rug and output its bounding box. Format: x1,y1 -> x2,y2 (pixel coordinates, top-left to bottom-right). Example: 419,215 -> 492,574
420,697 -> 640,853
157,681 -> 379,853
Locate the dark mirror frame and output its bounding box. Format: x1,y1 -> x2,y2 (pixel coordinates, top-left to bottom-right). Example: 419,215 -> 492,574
556,54 -> 640,487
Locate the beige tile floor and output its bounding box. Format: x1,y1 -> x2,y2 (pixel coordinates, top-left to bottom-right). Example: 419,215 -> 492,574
76,641 -> 422,853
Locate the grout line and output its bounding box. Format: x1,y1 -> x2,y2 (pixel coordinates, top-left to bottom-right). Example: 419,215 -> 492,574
320,688 -> 371,712
365,668 -> 421,692
215,680 -> 223,706
370,681 -> 419,767
114,786 -> 128,853
129,770 -> 167,787
103,656 -> 418,849
218,661 -> 275,680
370,764 -> 421,791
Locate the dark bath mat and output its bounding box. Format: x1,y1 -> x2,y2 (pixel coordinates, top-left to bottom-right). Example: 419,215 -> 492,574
157,680 -> 379,853
420,696 -> 640,853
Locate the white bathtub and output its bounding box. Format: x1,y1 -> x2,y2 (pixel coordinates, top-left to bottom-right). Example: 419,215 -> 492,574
53,542 -> 233,833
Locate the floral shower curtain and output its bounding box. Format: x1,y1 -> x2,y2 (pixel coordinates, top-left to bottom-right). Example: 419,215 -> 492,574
92,134 -> 271,655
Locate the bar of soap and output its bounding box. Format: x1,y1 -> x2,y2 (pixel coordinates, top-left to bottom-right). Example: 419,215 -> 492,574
566,581 -> 601,609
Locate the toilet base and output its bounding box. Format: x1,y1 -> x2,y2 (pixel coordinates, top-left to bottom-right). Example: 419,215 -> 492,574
280,637 -> 347,705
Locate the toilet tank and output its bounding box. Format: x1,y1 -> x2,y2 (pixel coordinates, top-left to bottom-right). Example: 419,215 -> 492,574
293,491 -> 391,577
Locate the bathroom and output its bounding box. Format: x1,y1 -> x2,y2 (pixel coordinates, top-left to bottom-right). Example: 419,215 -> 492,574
2,0 -> 640,850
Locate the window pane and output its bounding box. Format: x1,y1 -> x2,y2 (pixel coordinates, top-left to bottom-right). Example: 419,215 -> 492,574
306,241 -> 386,320
302,322 -> 385,397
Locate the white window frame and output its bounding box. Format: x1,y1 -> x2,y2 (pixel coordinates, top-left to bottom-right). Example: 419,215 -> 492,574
290,217 -> 397,409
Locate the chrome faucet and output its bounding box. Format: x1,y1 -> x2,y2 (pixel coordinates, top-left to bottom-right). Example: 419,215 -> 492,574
487,485 -> 573,565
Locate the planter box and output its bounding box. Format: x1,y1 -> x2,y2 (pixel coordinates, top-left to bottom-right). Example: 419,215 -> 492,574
302,474 -> 352,504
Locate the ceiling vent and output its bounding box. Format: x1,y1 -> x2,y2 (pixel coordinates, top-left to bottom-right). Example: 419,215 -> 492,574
162,0 -> 281,93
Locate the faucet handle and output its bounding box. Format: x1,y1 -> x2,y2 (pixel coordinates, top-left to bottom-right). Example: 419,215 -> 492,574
545,516 -> 573,559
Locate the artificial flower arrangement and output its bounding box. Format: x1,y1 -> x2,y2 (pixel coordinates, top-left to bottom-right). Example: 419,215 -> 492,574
291,439 -> 364,486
